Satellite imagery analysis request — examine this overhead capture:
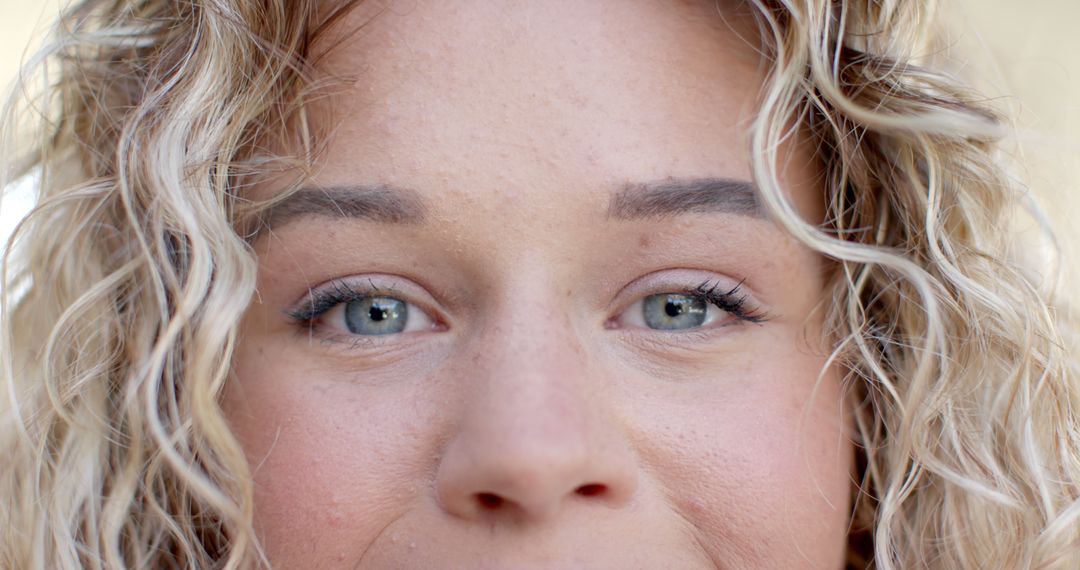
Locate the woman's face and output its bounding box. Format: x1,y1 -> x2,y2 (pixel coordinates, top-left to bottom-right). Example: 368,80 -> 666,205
227,1 -> 854,568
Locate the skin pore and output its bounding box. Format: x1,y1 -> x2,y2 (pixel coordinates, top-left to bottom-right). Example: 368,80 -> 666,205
226,1 -> 855,568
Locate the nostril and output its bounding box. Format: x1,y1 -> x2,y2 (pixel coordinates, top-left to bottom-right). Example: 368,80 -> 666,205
575,483 -> 607,497
476,492 -> 504,509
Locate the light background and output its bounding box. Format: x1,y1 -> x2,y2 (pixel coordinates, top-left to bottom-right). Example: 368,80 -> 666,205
2,1 -> 1078,256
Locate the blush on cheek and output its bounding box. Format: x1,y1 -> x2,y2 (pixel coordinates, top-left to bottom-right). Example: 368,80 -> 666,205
224,352 -> 441,566
626,361 -> 853,567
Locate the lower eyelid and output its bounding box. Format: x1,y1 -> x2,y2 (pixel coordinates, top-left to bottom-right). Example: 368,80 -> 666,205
290,322 -> 432,354
609,326 -> 739,355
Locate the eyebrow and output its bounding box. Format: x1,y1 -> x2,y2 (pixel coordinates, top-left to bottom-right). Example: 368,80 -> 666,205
259,184 -> 427,231
257,176 -> 762,233
607,177 -> 762,220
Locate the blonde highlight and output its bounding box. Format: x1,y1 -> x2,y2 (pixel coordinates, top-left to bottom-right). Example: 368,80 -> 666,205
1,1 -> 1078,568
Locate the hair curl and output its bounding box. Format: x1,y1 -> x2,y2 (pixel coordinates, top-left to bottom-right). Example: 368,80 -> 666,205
2,1 -> 1078,568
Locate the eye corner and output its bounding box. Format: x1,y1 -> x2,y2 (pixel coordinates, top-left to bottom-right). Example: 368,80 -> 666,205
602,316 -> 624,331
282,300 -> 324,325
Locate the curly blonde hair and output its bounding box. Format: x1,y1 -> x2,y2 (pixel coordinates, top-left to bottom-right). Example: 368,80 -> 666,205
2,1 -> 1078,568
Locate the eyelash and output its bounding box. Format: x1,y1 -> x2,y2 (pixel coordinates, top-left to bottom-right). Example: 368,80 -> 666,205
284,277 -> 770,331
286,280 -> 386,325
687,279 -> 770,324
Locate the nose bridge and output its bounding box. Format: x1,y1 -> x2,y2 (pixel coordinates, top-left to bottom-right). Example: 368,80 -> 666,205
475,272 -> 596,401
492,309 -> 588,391
434,284 -> 638,523
469,277 -> 602,449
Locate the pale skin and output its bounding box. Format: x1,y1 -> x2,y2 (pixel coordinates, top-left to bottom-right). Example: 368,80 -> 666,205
226,1 -> 856,568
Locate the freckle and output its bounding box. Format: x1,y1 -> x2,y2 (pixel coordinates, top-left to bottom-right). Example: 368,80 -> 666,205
638,235 -> 650,248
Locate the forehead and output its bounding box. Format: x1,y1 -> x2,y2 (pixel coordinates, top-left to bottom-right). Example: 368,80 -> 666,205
302,0 -> 775,208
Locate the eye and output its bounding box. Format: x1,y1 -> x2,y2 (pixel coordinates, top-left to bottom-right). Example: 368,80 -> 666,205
643,293 -> 709,330
620,292 -> 722,331
287,280 -> 439,338
319,295 -> 435,336
336,295 -> 422,335
612,280 -> 768,332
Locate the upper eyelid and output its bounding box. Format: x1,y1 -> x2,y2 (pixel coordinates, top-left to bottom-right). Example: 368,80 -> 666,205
607,273 -> 763,312
284,276 -> 434,321
284,282 -> 374,321
619,289 -> 749,323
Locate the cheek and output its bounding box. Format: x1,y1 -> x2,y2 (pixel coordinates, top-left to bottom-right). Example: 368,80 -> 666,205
626,345 -> 854,565
223,343 -> 442,563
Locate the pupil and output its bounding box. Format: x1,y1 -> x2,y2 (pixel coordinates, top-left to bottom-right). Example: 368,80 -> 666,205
642,293 -> 706,331
344,296 -> 408,335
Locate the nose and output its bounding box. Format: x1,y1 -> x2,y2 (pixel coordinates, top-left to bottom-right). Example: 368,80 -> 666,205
434,320 -> 639,524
